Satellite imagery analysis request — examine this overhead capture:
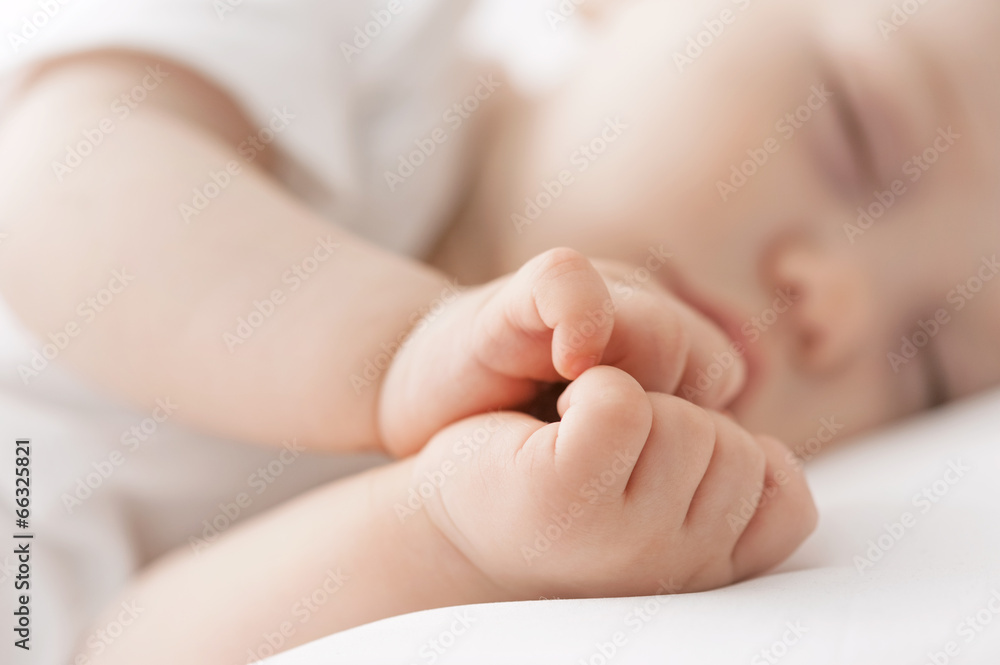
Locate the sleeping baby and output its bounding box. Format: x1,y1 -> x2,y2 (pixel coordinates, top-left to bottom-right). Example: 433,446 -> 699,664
0,0 -> 997,662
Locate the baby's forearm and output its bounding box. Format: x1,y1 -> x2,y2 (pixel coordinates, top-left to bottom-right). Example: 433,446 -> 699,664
78,458 -> 501,665
0,52 -> 450,453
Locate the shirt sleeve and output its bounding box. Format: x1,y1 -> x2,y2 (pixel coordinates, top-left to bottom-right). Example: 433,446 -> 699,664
1,0 -> 357,204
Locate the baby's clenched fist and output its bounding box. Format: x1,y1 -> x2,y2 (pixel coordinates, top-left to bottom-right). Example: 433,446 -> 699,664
407,366 -> 817,599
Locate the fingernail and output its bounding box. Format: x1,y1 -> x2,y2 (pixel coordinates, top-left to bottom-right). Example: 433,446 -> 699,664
566,354 -> 600,380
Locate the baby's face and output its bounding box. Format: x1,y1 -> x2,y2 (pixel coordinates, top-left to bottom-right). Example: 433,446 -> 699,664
493,0 -> 1000,447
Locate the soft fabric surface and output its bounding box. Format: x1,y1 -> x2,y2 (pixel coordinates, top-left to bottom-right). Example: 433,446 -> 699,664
266,388 -> 1000,664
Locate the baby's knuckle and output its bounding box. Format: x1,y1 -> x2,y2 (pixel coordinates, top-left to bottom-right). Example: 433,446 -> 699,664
670,397 -> 717,447
608,385 -> 652,424
532,247 -> 593,281
595,364 -> 643,393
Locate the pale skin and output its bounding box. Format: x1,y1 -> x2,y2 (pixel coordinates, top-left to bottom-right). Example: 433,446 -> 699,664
0,53 -> 813,664
0,0 -> 997,662
438,0 -> 1000,445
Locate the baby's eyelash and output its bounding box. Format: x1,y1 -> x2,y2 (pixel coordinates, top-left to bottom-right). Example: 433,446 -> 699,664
831,87 -> 879,188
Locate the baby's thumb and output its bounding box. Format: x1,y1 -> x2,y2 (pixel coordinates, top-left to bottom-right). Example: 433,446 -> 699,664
478,248 -> 614,381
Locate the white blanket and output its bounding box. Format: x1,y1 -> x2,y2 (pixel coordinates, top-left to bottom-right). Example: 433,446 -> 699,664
266,388 -> 1000,664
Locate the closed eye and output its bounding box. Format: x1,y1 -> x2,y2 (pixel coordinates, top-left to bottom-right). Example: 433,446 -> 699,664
811,62 -> 880,201
830,74 -> 879,186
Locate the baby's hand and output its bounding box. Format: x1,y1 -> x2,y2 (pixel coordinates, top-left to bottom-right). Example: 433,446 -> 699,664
409,366 -> 817,597
379,249 -> 746,458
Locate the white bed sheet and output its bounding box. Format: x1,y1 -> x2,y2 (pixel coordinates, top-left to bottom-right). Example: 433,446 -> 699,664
266,387 -> 1000,664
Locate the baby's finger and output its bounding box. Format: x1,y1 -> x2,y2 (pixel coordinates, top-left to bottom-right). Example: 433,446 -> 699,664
730,435 -> 818,581
600,290 -> 746,409
475,248 -> 615,382
621,393 -> 717,520
673,305 -> 747,409
681,411 -> 769,544
524,366 -> 651,498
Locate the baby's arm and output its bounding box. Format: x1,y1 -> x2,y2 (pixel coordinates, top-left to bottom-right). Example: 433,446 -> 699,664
79,368 -> 815,665
78,457 -> 504,665
0,52 -> 453,454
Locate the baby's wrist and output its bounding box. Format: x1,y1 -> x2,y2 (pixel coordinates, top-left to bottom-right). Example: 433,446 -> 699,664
373,280 -> 485,459
374,457 -> 514,608
365,275 -> 464,457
